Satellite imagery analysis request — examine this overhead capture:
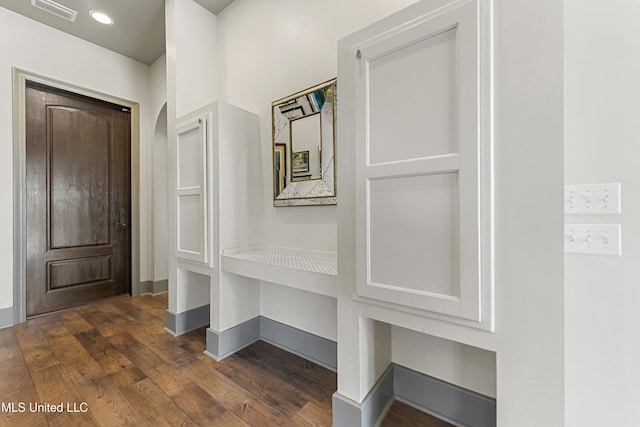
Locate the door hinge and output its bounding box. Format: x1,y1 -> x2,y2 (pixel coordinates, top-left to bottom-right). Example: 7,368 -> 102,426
121,107 -> 130,113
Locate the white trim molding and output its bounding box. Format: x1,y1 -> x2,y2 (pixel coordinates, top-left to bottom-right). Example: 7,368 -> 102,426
12,67 -> 142,323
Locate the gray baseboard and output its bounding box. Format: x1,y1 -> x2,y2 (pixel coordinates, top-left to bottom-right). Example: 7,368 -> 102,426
165,304 -> 210,336
133,280 -> 152,296
394,365 -> 496,427
204,316 -> 337,371
204,317 -> 261,361
0,306 -> 13,329
332,393 -> 369,427
333,365 -> 496,427
260,317 -> 337,371
332,365 -> 395,427
134,280 -> 168,297
152,279 -> 168,294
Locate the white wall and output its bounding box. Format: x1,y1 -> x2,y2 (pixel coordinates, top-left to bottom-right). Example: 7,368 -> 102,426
150,55 -> 168,123
215,0 -> 499,402
165,0 -> 178,313
175,0 -> 218,117
565,1 -> 640,425
260,282 -> 337,341
216,0 -> 420,253
176,269 -> 210,312
391,327 -> 496,398
166,0 -> 219,314
150,55 -> 169,282
214,0 -> 422,357
152,105 -> 169,282
0,7 -> 153,312
493,0 -> 565,424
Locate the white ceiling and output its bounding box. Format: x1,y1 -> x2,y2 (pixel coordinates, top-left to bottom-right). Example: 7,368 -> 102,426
0,0 -> 234,65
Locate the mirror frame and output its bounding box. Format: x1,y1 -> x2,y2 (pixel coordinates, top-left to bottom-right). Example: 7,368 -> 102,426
272,78 -> 337,207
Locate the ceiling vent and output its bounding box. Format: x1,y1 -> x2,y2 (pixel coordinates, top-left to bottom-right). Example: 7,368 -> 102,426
30,0 -> 78,22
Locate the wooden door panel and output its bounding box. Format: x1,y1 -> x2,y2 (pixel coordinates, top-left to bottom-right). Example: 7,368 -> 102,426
48,256 -> 112,290
49,106 -> 111,248
26,82 -> 131,317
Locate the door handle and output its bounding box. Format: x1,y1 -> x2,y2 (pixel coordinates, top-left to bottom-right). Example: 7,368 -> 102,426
114,207 -> 128,230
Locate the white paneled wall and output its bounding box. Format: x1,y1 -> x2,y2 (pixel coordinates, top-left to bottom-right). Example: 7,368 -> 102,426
350,0 -> 492,329
176,114 -> 209,264
171,101 -> 261,334
337,0 -> 496,404
338,1 -> 565,425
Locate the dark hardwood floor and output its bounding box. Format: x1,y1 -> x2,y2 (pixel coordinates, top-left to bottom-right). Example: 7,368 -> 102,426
0,293 -> 452,426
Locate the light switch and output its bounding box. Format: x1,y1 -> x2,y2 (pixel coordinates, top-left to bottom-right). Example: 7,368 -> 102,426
565,224 -> 621,255
565,183 -> 621,214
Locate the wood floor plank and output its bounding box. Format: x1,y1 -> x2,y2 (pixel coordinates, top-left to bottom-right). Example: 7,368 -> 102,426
96,303 -> 138,325
0,331 -> 50,426
145,364 -> 194,399
292,401 -> 333,427
32,312 -> 62,326
127,326 -> 200,367
210,411 -> 252,427
48,334 -> 97,372
21,343 -> 61,372
177,356 -> 299,427
110,299 -> 162,325
167,382 -> 228,425
106,332 -> 170,374
175,327 -> 207,355
129,295 -> 166,320
35,320 -> 72,341
112,375 -> 196,427
145,363 -> 229,425
0,387 -> 50,427
108,364 -> 148,387
0,328 -> 20,362
67,364 -> 149,427
382,401 -> 454,427
77,310 -> 123,338
29,363 -> 99,427
74,329 -> 134,375
234,341 -> 336,410
214,351 -> 311,417
0,326 -> 17,345
247,340 -> 337,390
0,355 -> 40,404
13,321 -> 47,351
2,293 -> 441,427
58,311 -> 95,335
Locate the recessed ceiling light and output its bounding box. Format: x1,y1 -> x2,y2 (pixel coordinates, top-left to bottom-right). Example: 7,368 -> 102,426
90,10 -> 114,25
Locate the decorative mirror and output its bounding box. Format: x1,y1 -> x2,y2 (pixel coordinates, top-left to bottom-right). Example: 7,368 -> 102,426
272,79 -> 336,206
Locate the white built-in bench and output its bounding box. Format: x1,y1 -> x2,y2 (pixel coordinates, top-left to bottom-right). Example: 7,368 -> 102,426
221,246 -> 337,298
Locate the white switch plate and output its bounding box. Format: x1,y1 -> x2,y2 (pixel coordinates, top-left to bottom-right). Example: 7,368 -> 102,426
565,224 -> 621,255
565,183 -> 621,214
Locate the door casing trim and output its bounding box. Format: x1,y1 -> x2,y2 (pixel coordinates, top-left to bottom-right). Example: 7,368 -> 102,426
12,67 -> 141,323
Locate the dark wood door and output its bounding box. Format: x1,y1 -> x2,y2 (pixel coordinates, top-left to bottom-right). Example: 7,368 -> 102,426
26,81 -> 131,317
